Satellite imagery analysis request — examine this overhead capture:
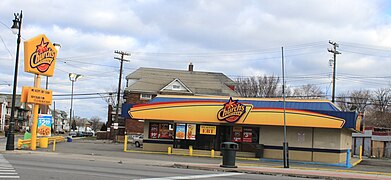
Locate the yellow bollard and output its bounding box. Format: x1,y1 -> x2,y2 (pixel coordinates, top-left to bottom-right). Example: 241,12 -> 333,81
189,146 -> 193,156
17,139 -> 22,150
123,135 -> 128,152
168,147 -> 172,155
211,149 -> 215,158
39,137 -> 49,148
359,145 -> 363,160
53,140 -> 56,152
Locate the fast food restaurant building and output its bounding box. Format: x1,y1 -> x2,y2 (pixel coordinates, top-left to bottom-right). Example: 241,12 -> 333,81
128,95 -> 362,164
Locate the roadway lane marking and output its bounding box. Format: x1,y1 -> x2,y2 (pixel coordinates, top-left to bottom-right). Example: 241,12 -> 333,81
138,172 -> 242,180
0,155 -> 19,179
0,176 -> 20,179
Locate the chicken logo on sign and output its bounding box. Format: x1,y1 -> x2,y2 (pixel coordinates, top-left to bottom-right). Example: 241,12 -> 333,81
24,34 -> 58,76
29,38 -> 56,73
217,97 -> 246,123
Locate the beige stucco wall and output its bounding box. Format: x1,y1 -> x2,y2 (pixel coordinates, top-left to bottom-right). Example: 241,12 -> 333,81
313,128 -> 341,149
143,121 -> 149,137
264,149 -> 313,161
259,126 -> 313,148
260,126 -> 350,163
143,143 -> 173,152
340,128 -> 352,149
313,152 -> 346,163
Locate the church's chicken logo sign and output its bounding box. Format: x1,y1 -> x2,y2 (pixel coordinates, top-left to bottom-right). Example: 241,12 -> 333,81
24,34 -> 57,76
217,97 -> 246,123
29,38 -> 56,73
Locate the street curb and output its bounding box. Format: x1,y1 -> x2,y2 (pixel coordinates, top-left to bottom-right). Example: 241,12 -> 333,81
172,163 -> 391,180
172,163 -> 330,179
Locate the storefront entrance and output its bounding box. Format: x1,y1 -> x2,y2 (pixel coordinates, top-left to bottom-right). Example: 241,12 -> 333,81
173,124 -> 259,152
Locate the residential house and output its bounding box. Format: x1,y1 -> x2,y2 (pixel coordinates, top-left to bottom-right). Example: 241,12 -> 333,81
122,63 -> 238,134
51,109 -> 69,133
0,94 -> 31,133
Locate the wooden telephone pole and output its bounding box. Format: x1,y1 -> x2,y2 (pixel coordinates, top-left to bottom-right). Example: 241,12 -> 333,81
328,41 -> 341,103
113,51 -> 130,140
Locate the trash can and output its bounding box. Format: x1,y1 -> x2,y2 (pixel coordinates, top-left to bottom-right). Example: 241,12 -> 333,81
67,136 -> 72,142
255,144 -> 264,158
39,137 -> 49,148
220,142 -> 239,168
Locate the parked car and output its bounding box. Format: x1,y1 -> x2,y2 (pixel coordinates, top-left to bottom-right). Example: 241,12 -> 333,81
82,131 -> 94,137
133,134 -> 143,147
69,131 -> 77,137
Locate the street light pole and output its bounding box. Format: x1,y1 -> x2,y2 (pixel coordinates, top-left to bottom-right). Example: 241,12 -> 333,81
6,10 -> 22,151
69,73 -> 82,132
282,47 -> 289,168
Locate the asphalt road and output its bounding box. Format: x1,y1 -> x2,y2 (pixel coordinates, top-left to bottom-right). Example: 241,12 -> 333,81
1,138 -> 390,179
3,153 -> 307,180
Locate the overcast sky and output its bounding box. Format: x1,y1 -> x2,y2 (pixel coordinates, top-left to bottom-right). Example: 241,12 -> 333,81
1,0 -> 391,121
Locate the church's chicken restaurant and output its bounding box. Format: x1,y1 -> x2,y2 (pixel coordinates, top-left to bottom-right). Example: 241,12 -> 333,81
128,95 -> 361,164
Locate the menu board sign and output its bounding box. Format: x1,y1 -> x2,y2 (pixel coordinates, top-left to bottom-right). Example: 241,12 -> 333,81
149,123 -> 159,139
243,128 -> 253,143
159,124 -> 170,139
200,125 -> 216,135
233,126 -> 242,142
186,124 -> 196,140
175,124 -> 186,139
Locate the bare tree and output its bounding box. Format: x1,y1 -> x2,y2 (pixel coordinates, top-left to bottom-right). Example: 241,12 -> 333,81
366,111 -> 391,128
365,87 -> 391,128
258,75 -> 280,97
90,116 -> 103,132
292,84 -> 325,99
371,87 -> 391,112
235,75 -> 281,98
235,77 -> 258,97
337,90 -> 370,112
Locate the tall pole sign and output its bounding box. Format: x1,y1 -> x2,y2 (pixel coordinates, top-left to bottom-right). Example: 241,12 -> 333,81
21,34 -> 58,150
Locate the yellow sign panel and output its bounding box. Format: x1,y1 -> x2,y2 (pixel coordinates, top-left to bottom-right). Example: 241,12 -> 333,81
20,86 -> 29,103
26,87 -> 52,105
200,125 -> 216,135
24,34 -> 57,77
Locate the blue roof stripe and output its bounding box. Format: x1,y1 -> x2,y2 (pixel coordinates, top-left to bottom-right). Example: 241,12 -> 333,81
150,97 -> 339,112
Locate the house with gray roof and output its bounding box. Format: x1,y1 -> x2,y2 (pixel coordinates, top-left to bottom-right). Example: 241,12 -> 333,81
122,63 -> 238,134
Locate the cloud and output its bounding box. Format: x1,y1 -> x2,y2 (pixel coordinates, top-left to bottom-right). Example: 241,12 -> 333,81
1,0 -> 391,120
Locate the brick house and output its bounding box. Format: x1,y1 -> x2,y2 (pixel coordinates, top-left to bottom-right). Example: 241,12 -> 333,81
122,64 -> 238,134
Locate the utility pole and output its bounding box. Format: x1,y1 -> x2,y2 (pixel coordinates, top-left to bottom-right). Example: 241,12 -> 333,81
328,41 -> 341,103
53,101 -> 56,134
281,47 -> 289,168
114,50 -> 130,140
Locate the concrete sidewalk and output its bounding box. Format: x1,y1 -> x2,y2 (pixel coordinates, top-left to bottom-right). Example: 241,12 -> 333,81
171,162 -> 391,180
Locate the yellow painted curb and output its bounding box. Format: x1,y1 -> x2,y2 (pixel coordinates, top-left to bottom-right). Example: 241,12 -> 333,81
351,159 -> 362,167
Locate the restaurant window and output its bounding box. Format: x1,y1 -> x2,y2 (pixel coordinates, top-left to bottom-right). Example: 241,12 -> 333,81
172,85 -> 181,90
149,122 -> 173,139
175,123 -> 196,140
232,126 -> 258,143
140,94 -> 152,100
